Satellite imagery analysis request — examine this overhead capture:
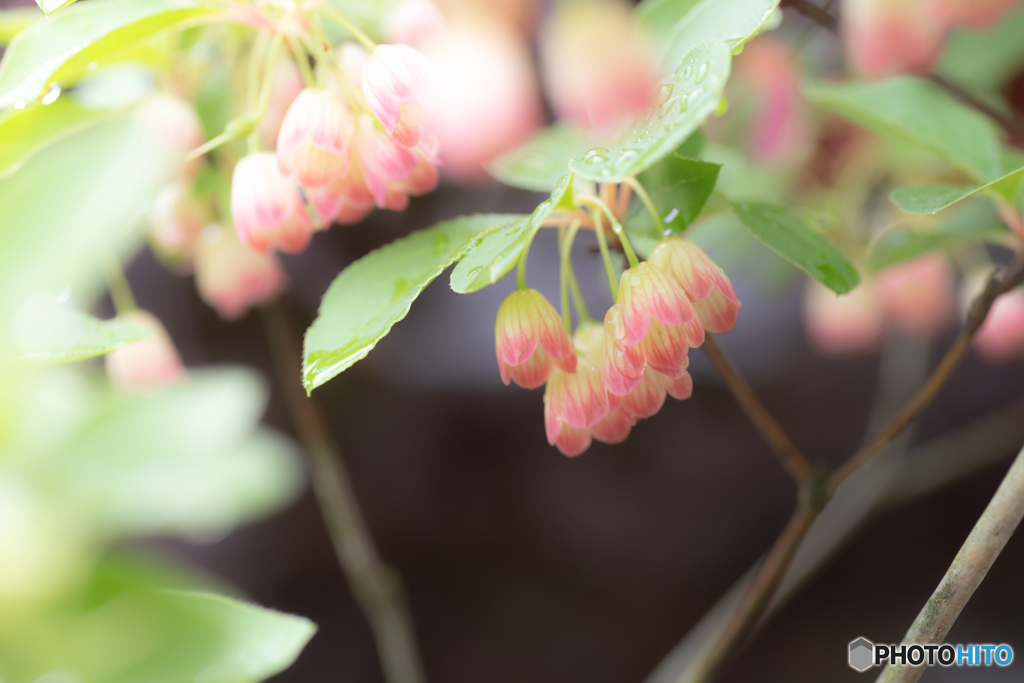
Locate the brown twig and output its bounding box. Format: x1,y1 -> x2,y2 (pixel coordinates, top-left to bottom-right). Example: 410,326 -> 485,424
875,443 -> 1024,683
831,257 -> 1024,488
781,0 -> 837,32
262,303 -> 427,683
702,334 -> 813,483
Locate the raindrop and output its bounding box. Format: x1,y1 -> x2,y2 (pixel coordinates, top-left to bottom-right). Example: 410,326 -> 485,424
695,63 -> 709,84
683,65 -> 694,80
13,101 -> 25,110
41,84 -> 61,106
659,96 -> 680,118
583,147 -> 609,164
467,266 -> 484,277
657,84 -> 674,105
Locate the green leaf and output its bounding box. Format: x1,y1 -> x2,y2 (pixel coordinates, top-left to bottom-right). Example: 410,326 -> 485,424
0,554 -> 315,683
636,0 -> 702,43
626,152 -> 720,257
890,166 -> 1024,214
0,119 -> 177,325
661,0 -> 780,72
0,0 -> 214,108
303,214 -> 524,392
805,76 -> 1004,182
569,41 -> 731,183
488,124 -> 592,192
868,202 -> 1009,271
450,174 -> 575,293
937,6 -> 1024,92
0,97 -> 114,179
0,7 -> 42,44
19,367 -> 304,538
732,202 -> 860,294
166,591 -> 317,682
37,0 -> 79,15
12,296 -> 153,363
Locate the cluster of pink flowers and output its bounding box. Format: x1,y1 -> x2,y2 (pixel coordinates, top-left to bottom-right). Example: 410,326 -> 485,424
231,42 -> 440,254
842,0 -> 1021,79
495,238 -> 741,457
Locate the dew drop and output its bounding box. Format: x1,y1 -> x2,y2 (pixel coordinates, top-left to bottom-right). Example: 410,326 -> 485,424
467,266 -> 484,277
695,62 -> 709,84
41,84 -> 61,106
658,96 -> 680,118
657,84 -> 674,105
683,65 -> 694,80
583,147 -> 609,164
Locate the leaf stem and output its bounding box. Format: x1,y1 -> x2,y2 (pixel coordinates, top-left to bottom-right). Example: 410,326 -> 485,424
318,4 -> 377,52
622,177 -> 664,234
105,257 -> 137,316
261,303 -> 427,683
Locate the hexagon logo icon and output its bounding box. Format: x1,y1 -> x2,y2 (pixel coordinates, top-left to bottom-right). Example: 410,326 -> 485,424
849,637 -> 874,672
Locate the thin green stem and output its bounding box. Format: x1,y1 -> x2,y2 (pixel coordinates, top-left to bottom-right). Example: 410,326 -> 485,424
577,194 -> 639,269
318,4 -> 377,52
567,266 -> 592,324
560,223 -> 592,324
516,224 -> 543,290
559,221 -> 582,331
590,211 -> 619,300
106,258 -> 137,315
302,23 -> 366,113
288,36 -> 316,88
622,177 -> 663,234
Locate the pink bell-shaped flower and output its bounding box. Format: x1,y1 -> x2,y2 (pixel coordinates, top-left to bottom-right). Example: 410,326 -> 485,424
841,0 -> 947,79
495,288 -> 576,389
589,409 -> 633,445
544,325 -> 608,456
350,116 -> 418,208
539,0 -> 657,132
231,153 -> 314,254
612,262 -> 700,347
147,183 -> 212,267
362,43 -> 438,149
874,254 -> 955,340
134,94 -> 205,176
194,224 -> 288,320
601,304 -> 646,396
649,237 -> 741,334
974,288 -> 1024,364
803,280 -> 884,356
277,87 -> 354,188
105,310 -> 186,393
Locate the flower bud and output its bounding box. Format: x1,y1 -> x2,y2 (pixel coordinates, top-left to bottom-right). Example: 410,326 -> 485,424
649,237 -> 741,334
195,224 -> 288,320
874,254 -> 954,340
841,0 -> 947,79
105,310 -> 186,392
231,153 -> 314,253
803,280 -> 884,356
277,87 -> 354,188
495,288 -> 576,388
973,288 -> 1024,364
539,0 -> 657,132
147,183 -> 212,267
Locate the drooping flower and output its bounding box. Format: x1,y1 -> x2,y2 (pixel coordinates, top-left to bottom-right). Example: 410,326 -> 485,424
194,224 -> 288,320
974,289 -> 1024,364
612,262 -> 700,347
614,360 -> 694,422
544,325 -> 608,456
133,94 -> 205,175
803,279 -> 885,356
601,304 -> 646,396
874,254 -> 955,340
539,0 -> 657,132
105,310 -> 186,393
649,237 -> 741,334
258,57 -> 304,149
841,0 -> 947,79
350,116 -> 418,208
306,174 -> 375,227
231,153 -> 314,254
147,183 -> 212,267
495,288 -> 576,389
277,88 -> 354,188
362,43 -> 439,149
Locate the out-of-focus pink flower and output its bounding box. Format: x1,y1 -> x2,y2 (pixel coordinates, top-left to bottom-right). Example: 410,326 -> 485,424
544,325 -> 608,456
231,153 -> 314,253
194,224 -> 288,320
974,288 -> 1024,363
729,38 -> 812,165
874,254 -> 955,340
362,43 -> 438,148
649,237 -> 741,334
259,58 -> 304,150
841,0 -> 947,79
105,311 -> 186,393
495,288 -> 576,389
419,18 -> 543,181
386,0 -> 447,45
306,174 -> 375,226
349,116 -> 419,208
277,88 -> 354,188
134,94 -> 204,175
803,280 -> 885,356
148,183 -> 211,266
936,0 -> 1020,27
996,200 -> 1024,244
539,0 -> 657,132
